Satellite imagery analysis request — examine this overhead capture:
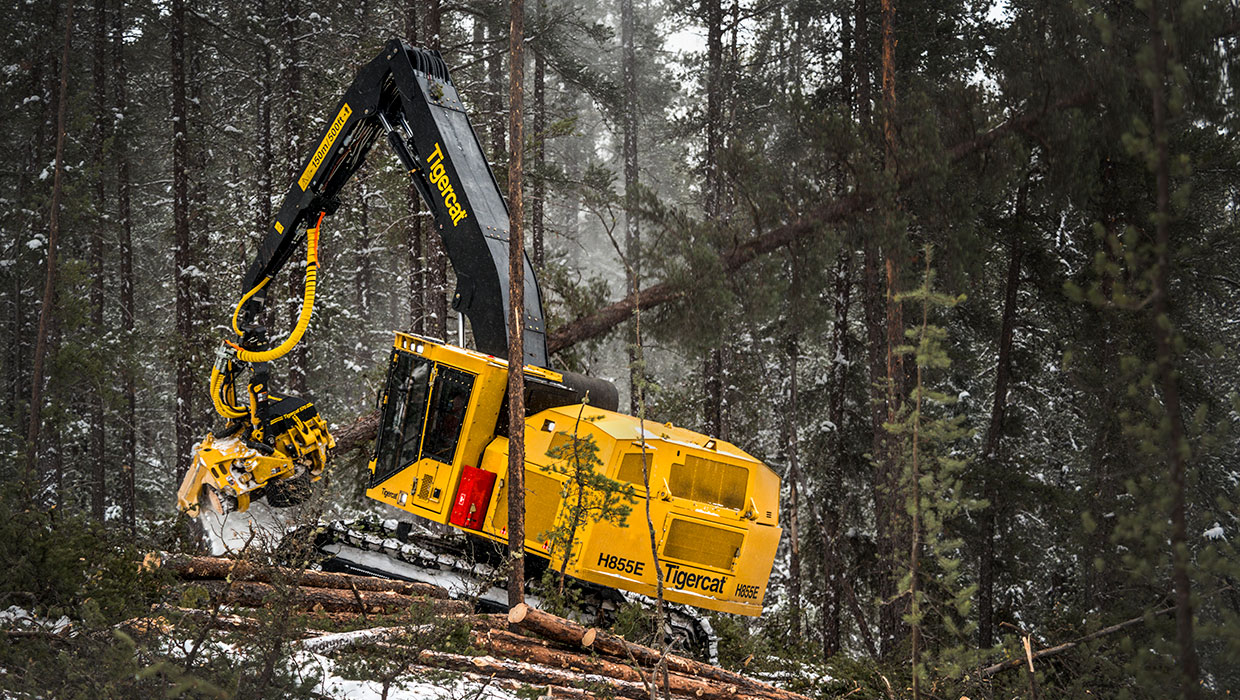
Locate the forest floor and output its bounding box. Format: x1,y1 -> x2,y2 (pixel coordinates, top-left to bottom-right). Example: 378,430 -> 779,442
120,551 -> 813,700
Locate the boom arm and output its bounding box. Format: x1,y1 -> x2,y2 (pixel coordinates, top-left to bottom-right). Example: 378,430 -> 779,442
238,39 -> 548,367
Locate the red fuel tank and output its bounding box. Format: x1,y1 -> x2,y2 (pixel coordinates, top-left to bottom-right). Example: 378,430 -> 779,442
449,465 -> 496,531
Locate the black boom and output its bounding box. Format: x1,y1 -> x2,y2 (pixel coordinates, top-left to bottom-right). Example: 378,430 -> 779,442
237,39 -> 548,368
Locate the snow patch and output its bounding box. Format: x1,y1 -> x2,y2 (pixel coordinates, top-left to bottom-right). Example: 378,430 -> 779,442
1,606 -> 71,635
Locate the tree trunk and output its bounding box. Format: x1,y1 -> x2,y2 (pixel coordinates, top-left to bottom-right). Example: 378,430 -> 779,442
170,0 -> 194,485
112,0 -> 135,533
477,629 -> 781,700
256,0 -> 274,240
426,0 -> 447,338
90,0 -> 108,522
978,183 -> 1026,648
1146,2 -> 1199,695
283,0 -> 306,394
531,44 -> 545,272
784,334 -> 802,641
700,0 -> 730,446
489,20 -> 506,166
621,0 -> 639,413
823,250 -> 851,659
198,580 -> 466,615
877,0 -> 907,657
26,0 -> 75,494
506,0 -> 527,609
426,0 -> 441,48
164,554 -> 451,598
405,2 -> 426,333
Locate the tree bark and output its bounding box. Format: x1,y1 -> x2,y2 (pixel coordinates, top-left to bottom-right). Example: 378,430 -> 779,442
877,0 -> 907,658
506,0 -> 527,610
489,19 -> 507,164
256,0 -> 274,243
26,0 -> 75,493
425,0 -> 447,338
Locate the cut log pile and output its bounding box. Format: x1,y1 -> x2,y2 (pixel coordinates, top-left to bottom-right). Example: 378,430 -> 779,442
148,553 -> 810,700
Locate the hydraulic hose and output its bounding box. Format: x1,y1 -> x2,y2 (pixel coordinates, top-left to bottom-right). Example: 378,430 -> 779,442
234,213 -> 323,364
210,354 -> 249,419
231,277 -> 270,337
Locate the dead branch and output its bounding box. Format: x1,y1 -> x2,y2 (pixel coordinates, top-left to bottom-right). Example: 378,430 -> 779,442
980,604 -> 1176,677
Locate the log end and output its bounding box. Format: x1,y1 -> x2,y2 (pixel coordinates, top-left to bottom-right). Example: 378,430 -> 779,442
581,627 -> 596,648
508,602 -> 530,625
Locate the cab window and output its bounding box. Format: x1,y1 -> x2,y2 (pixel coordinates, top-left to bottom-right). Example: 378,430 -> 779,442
422,367 -> 475,464
372,352 -> 432,485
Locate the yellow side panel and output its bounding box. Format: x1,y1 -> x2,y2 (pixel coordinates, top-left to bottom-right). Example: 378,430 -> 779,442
662,517 -> 745,572
669,455 -> 748,510
490,468 -> 563,551
615,452 -> 650,486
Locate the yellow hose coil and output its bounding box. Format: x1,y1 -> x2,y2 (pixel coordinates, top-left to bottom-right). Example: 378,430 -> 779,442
234,219 -> 321,364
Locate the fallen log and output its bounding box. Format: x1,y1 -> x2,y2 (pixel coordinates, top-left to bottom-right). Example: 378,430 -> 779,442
196,580 -> 468,615
295,624 -> 434,654
506,602 -> 595,645
475,628 -> 756,700
159,553 -> 450,599
415,649 -> 656,700
508,603 -> 807,700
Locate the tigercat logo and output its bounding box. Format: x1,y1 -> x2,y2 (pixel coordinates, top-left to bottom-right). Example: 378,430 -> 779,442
299,103 -> 352,191
427,143 -> 469,226
665,563 -> 726,594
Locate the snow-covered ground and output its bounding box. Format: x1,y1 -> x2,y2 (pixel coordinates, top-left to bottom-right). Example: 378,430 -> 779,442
198,501 -> 302,556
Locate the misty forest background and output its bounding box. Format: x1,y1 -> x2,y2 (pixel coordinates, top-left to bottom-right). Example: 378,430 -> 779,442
2,0 -> 1240,696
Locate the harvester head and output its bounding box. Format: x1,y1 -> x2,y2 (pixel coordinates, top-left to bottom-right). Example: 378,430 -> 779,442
177,394 -> 334,516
